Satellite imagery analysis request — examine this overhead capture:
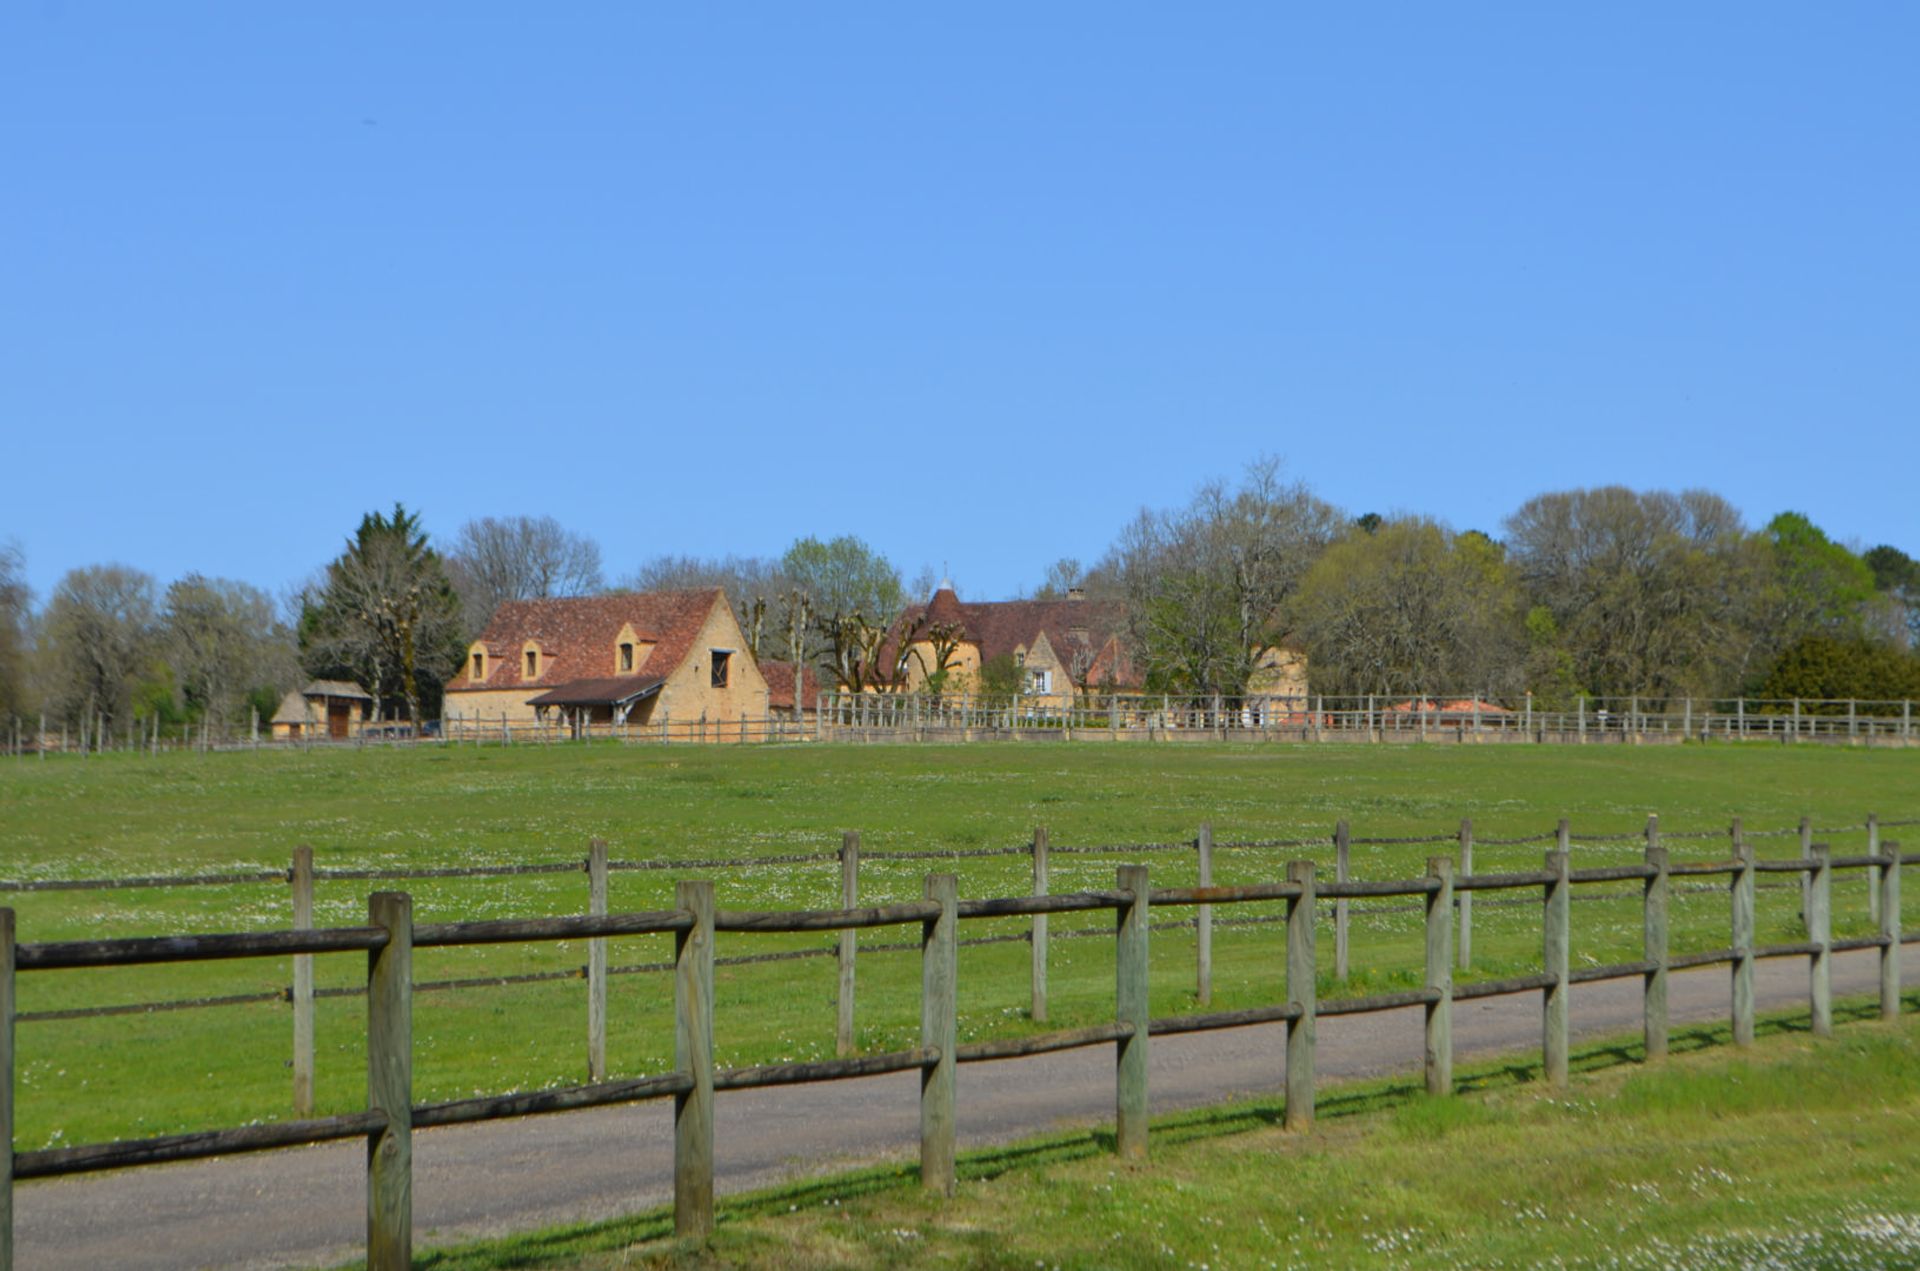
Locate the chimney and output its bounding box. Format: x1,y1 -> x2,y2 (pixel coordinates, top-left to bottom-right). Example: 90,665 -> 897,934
1067,586 -> 1085,603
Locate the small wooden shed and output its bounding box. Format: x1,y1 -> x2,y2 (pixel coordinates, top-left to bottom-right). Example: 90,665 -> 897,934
271,680 -> 374,741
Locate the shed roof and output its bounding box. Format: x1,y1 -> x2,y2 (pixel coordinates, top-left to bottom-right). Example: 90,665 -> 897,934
304,679 -> 372,701
269,689 -> 312,725
526,676 -> 665,708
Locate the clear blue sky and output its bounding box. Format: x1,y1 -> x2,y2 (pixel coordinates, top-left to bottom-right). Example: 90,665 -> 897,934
5,6 -> 1915,605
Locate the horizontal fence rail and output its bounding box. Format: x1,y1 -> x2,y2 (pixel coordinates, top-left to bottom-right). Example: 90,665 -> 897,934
2,830 -> 1912,1269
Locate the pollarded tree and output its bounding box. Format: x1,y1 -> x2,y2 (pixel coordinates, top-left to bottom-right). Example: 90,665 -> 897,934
300,505 -> 465,724
780,535 -> 907,692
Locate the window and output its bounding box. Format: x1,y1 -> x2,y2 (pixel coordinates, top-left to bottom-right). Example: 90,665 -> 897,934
525,650 -> 539,678
710,649 -> 732,688
620,642 -> 634,672
1030,668 -> 1052,694
471,653 -> 485,680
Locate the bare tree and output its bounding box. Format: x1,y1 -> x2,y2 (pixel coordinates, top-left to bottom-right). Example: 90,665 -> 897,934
1109,457 -> 1341,696
0,542 -> 30,718
162,575 -> 300,729
1033,558 -> 1084,600
448,515 -> 603,635
39,564 -> 157,730
1293,518 -> 1524,697
621,553 -> 792,657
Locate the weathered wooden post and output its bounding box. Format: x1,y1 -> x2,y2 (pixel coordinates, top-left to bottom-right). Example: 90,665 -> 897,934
1867,813 -> 1882,924
1458,818 -> 1473,971
1285,861 -> 1316,1132
1196,822 -> 1213,1005
838,831 -> 860,1056
921,873 -> 957,1194
1030,826 -> 1049,1023
587,838 -> 609,1081
1115,864 -> 1150,1159
1334,819 -> 1351,981
291,845 -> 316,1117
1809,842 -> 1832,1038
1557,816 -> 1571,857
1543,850 -> 1570,1087
1731,842 -> 1756,1046
366,892 -> 413,1271
1881,842 -> 1902,1021
675,880 -> 715,1236
2,908 -> 14,1271
1798,815 -> 1813,923
1644,842 -> 1669,1060
1425,856 -> 1453,1095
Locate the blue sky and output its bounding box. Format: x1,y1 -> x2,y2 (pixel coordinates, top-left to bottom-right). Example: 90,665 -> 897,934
5,5 -> 1915,605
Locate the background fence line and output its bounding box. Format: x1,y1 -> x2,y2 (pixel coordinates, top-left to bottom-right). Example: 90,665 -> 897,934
1,837 -> 1909,1269
10,690 -> 1919,758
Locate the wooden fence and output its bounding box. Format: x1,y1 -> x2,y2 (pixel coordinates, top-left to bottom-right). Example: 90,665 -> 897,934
13,690 -> 1919,757
1,828 -> 1912,1268
4,813 -> 1914,1118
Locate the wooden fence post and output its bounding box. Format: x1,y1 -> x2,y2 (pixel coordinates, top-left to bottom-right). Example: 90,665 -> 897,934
1457,818 -> 1473,971
1115,864 -> 1150,1159
1557,816 -> 1571,857
291,845 -> 315,1117
1644,843 -> 1668,1061
1809,842 -> 1832,1038
1334,819 -> 1351,981
1196,822 -> 1213,1005
675,880 -> 716,1236
1030,827 -> 1048,1024
921,873 -> 957,1194
1543,850 -> 1569,1088
1798,815 -> 1813,922
1425,856 -> 1453,1095
1867,813 -> 1882,924
1731,842 -> 1756,1046
366,891 -> 413,1271
838,831 -> 859,1055
1881,842 -> 1902,1021
1285,860 -> 1316,1132
587,838 -> 609,1081
2,908 -> 14,1271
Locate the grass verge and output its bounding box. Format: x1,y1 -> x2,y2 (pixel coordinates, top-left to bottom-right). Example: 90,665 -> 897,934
414,992 -> 1920,1270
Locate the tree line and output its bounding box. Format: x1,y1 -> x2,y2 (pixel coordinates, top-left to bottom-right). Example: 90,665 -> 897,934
2,463 -> 1916,735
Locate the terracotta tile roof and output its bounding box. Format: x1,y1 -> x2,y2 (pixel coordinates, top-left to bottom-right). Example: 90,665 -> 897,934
760,660 -> 822,711
449,590 -> 722,695
1386,698 -> 1513,715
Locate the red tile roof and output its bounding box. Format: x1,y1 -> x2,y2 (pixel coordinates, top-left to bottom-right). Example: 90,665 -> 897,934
450,590 -> 722,695
760,660 -> 822,711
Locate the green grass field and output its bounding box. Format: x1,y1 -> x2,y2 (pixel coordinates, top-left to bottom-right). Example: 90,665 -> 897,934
413,1000 -> 1920,1270
1,740 -> 1913,1149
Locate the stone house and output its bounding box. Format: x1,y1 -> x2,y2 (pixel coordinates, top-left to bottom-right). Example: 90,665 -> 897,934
270,680 -> 374,741
443,589 -> 769,733
879,585 -> 1141,707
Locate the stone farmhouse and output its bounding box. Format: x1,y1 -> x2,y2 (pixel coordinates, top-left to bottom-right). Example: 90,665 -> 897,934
879,584 -> 1142,708
443,589 -> 769,733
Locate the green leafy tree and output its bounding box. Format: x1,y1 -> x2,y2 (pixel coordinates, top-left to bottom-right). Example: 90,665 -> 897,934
1864,545 -> 1920,647
162,574 -> 300,729
780,535 -> 906,691
0,542 -> 30,719
1757,634 -> 1920,708
299,505 -> 465,723
1766,512 -> 1878,637
38,564 -> 158,732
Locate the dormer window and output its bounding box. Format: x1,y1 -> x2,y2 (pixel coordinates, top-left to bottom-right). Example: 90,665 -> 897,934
620,642 -> 634,672
471,652 -> 485,680
525,650 -> 539,679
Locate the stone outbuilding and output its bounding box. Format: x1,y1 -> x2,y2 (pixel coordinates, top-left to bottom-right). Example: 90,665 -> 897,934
270,680 -> 374,741
879,584 -> 1141,707
443,589 -> 769,735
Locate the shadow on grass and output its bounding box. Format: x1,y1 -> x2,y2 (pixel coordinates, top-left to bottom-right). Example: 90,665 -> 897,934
417,988 -> 1920,1269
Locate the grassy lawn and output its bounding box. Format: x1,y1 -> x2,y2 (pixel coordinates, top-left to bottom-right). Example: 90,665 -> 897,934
410,998 -> 1920,1271
0,740 -> 1913,1149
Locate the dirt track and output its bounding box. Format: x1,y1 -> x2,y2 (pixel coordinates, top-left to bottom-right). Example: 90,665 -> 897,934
15,946 -> 1915,1270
